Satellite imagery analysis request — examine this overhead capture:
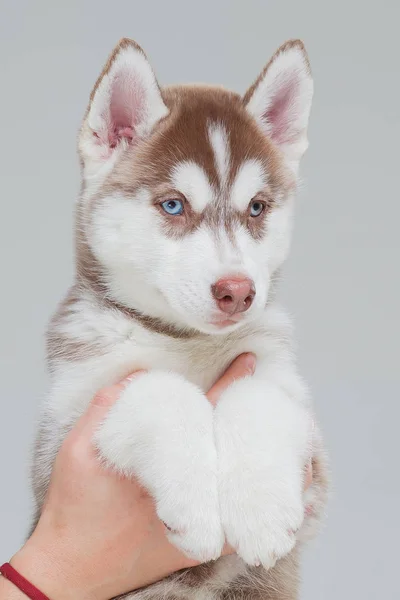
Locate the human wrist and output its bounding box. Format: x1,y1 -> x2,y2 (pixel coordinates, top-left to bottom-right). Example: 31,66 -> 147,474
9,534 -> 96,600
0,572 -> 27,600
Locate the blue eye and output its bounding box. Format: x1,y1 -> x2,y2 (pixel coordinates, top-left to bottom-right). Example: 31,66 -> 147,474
249,200 -> 265,217
161,199 -> 184,215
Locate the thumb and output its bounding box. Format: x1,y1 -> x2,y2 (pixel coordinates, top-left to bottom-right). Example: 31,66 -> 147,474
207,353 -> 256,406
75,371 -> 145,436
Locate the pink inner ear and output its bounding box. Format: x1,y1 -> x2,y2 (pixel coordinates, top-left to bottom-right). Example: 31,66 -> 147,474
265,72 -> 299,146
101,69 -> 146,149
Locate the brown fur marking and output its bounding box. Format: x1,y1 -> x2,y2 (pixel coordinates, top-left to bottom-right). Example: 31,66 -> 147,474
47,288 -> 105,369
100,85 -> 294,241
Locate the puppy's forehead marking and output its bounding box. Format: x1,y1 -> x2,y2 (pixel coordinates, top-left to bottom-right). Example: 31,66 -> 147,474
208,122 -> 230,191
171,161 -> 215,212
231,159 -> 267,211
105,87 -> 293,216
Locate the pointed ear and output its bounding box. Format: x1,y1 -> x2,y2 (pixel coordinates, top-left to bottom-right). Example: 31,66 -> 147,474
243,40 -> 313,173
79,38 -> 168,173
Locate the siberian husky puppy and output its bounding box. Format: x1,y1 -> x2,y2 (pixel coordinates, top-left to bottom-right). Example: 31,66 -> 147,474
32,38 -> 328,600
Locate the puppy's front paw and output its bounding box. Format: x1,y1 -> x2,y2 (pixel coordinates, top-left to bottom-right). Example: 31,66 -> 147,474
95,371 -> 224,562
220,472 -> 304,568
215,377 -> 311,568
158,493 -> 224,562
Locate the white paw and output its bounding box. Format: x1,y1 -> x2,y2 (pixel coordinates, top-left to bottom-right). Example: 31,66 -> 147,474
158,496 -> 224,562
95,371 -> 224,562
220,473 -> 304,568
214,376 -> 311,568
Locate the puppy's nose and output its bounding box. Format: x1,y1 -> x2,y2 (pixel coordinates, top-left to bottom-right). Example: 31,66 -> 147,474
211,277 -> 256,315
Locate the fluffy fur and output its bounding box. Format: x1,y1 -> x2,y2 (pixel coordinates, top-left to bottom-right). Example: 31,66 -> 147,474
32,38 -> 329,599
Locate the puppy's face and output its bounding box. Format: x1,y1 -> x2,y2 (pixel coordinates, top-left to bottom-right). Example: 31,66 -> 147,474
78,39 -> 313,334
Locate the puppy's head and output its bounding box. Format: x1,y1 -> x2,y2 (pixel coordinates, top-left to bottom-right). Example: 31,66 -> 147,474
78,38 -> 313,334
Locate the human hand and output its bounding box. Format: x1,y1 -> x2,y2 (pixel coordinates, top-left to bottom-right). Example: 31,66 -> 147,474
8,354 -> 257,600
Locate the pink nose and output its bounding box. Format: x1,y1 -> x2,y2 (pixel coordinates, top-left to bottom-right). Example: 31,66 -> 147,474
211,277 -> 256,315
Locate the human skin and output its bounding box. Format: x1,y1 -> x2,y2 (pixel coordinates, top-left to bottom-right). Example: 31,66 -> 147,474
1,353 -> 312,600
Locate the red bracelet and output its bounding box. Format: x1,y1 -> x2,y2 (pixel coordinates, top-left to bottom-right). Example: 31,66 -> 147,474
0,563 -> 51,600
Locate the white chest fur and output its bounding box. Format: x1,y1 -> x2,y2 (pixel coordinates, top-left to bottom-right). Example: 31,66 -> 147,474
46,293 -> 291,425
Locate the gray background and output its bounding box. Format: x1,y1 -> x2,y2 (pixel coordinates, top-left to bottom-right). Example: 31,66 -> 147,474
1,1 -> 399,598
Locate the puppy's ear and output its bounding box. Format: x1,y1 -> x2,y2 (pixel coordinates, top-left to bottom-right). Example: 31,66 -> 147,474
243,40 -> 313,173
79,38 -> 168,174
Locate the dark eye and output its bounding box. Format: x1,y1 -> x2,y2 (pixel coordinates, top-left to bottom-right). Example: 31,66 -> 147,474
249,200 -> 265,217
161,199 -> 184,216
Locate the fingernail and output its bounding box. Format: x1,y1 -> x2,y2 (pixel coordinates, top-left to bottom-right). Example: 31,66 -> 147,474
244,353 -> 256,375
121,370 -> 145,388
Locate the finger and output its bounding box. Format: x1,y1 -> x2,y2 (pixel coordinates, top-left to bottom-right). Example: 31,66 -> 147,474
207,353 -> 256,406
304,459 -> 313,491
221,542 -> 235,556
